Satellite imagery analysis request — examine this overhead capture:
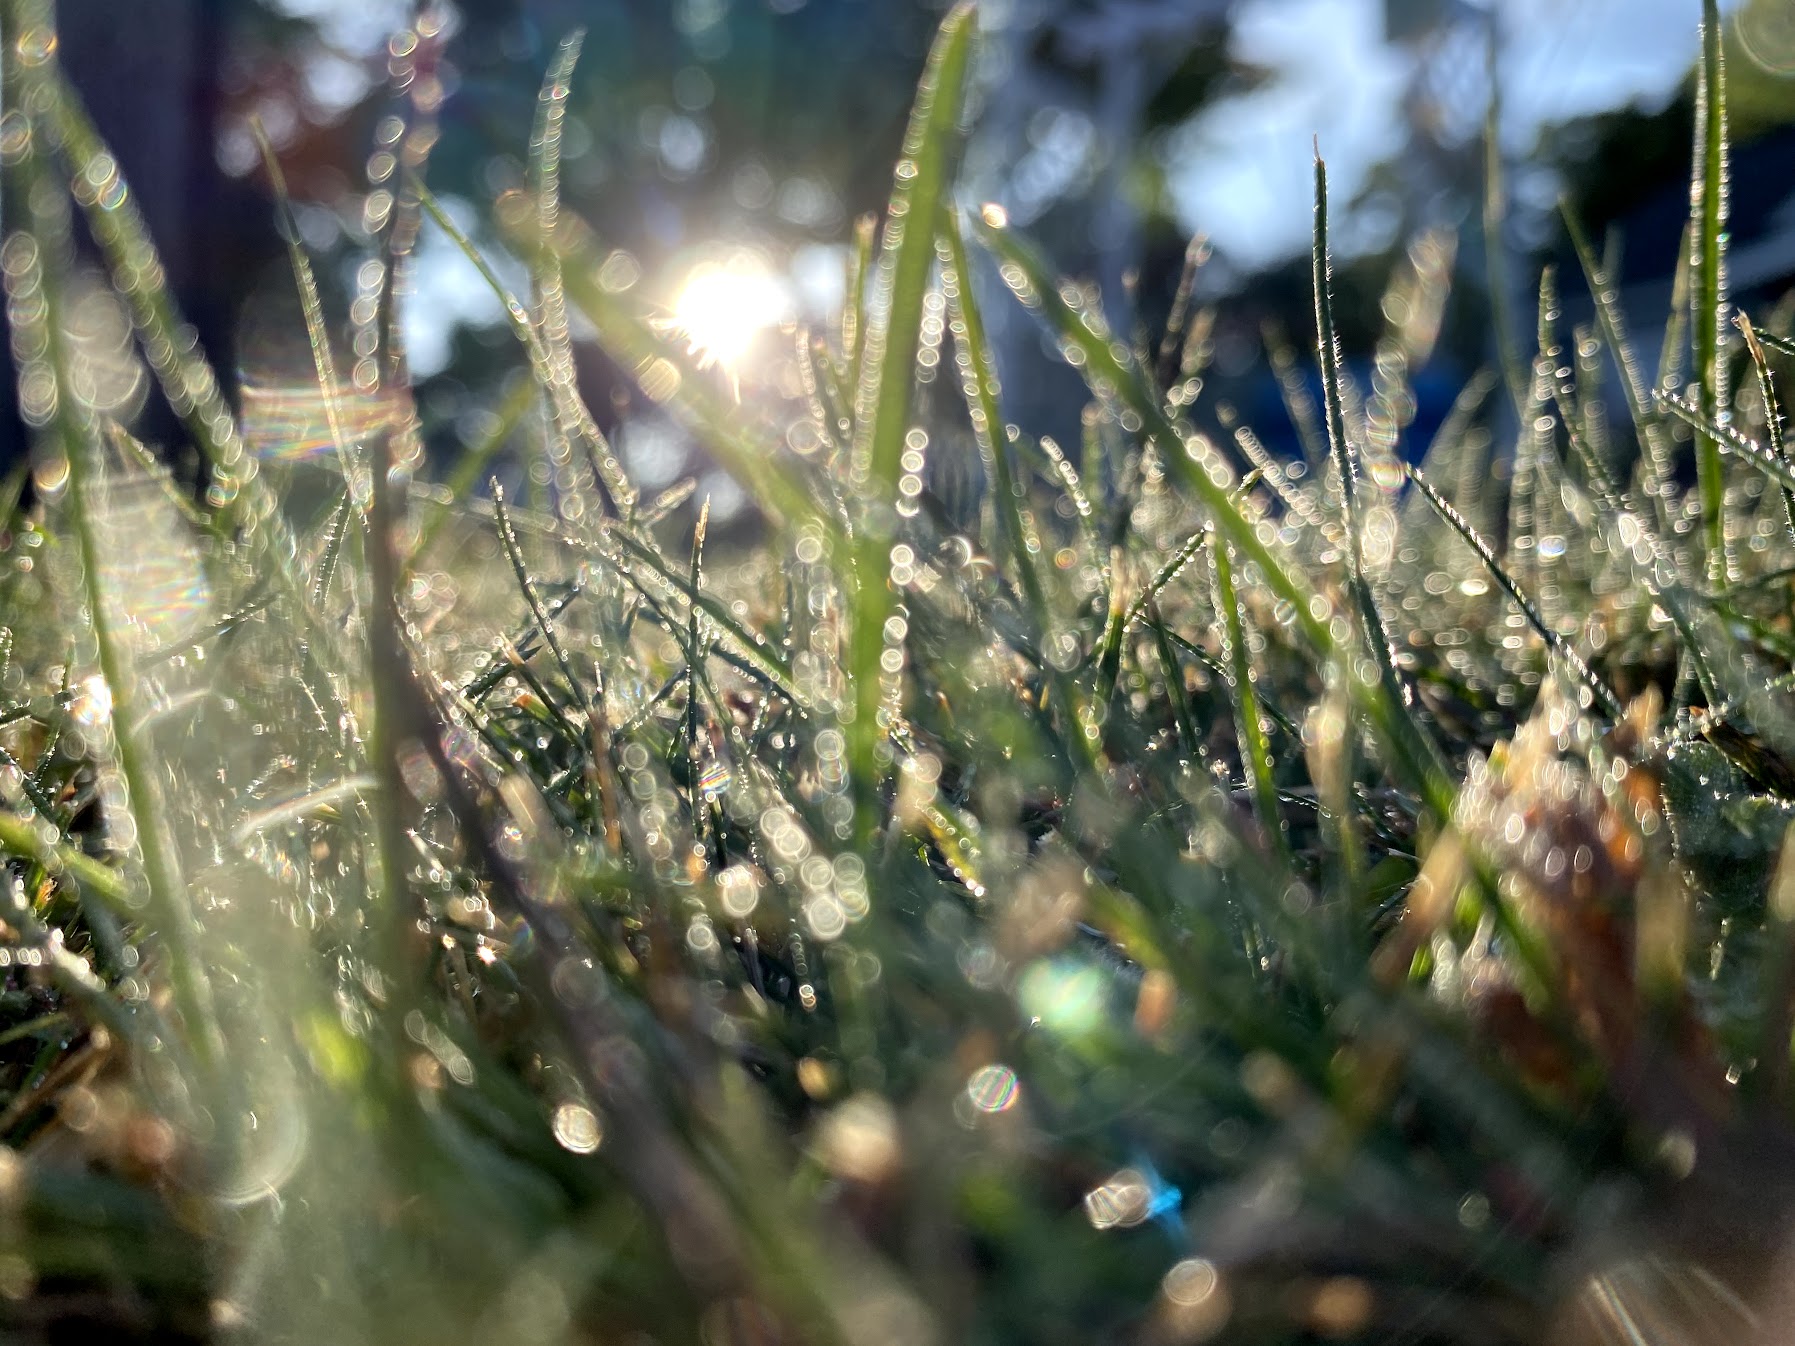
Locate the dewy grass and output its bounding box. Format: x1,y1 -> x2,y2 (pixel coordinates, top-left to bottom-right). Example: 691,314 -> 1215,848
6,2 -> 1795,1342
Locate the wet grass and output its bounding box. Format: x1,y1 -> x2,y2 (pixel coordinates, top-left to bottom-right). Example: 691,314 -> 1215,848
1,1 -> 1794,1342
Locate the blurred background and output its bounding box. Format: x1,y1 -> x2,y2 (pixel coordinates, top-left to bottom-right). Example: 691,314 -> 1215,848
10,0 -> 1795,513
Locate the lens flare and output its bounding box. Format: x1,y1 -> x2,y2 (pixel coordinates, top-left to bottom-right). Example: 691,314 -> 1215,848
666,255 -> 790,382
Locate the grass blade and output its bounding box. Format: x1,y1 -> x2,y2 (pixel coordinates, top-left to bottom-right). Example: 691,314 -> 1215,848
843,2 -> 977,836
1312,151 -> 1452,794
1156,233 -> 1209,389
1559,199 -> 1677,535
253,123 -> 366,506
312,486 -> 355,607
1660,389 -> 1795,498
938,207 -> 1049,635
973,223 -> 1322,653
1739,313 -> 1795,546
1,14 -> 219,1081
1403,462 -> 1622,721
842,212 -> 876,379
1692,0 -> 1732,583
413,179 -> 633,529
973,210 -> 1458,821
42,84 -> 245,488
1265,322 -> 1329,470
1209,529 -> 1289,865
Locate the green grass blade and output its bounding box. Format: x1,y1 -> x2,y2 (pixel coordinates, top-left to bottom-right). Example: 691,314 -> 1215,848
1218,403 -> 1339,546
416,182 -> 553,367
1692,0 -> 1732,583
570,529 -> 809,715
1155,233 -> 1209,389
793,328 -> 845,457
973,209 -> 1459,821
974,221 -> 1324,654
1123,528 -> 1208,634
491,482 -> 586,712
528,29 -> 636,519
41,67 -> 337,667
683,500 -> 711,844
1312,152 -> 1452,793
938,206 -> 1049,633
1660,388 -> 1795,497
1757,330 -> 1795,361
531,29 -> 585,384
253,123 -> 366,505
1033,433 -> 1099,559
42,81 -> 246,490
1143,598 -> 1203,762
1559,199 -> 1676,535
1209,530 -> 1290,865
1738,313 -> 1795,546
312,486 -> 355,607
1403,462 -> 1623,721
842,212 -> 876,377
1,21 -> 220,1080
414,178 -> 632,526
1483,32 -> 1527,416
1658,220 -> 1694,401
843,2 -> 977,837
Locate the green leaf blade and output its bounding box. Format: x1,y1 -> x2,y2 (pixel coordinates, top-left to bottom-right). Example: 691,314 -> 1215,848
843,1 -> 978,838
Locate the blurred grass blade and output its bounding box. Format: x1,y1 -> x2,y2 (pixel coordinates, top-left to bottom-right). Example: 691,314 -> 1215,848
844,1 -> 977,836
1265,323 -> 1329,469
529,29 -> 636,519
973,204 -> 1458,822
1208,529 -> 1289,865
1560,199 -> 1676,534
1312,152 -> 1452,798
41,78 -> 246,491
1034,433 -> 1099,561
938,207 -> 1049,633
41,61 -> 340,671
1219,403 -> 1338,545
1156,233 -> 1209,389
1739,313 -> 1795,546
1403,461 -> 1622,720
842,212 -> 876,378
1692,0 -> 1731,583
253,123 -> 366,505
1,15 -> 220,1082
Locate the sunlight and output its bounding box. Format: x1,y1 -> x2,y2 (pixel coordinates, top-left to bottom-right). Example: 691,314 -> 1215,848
668,254 -> 790,377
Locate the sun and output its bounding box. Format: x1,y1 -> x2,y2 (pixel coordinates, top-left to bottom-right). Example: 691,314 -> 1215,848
667,255 -> 791,383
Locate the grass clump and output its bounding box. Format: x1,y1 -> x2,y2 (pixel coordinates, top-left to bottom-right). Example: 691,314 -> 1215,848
2,1 -> 1795,1342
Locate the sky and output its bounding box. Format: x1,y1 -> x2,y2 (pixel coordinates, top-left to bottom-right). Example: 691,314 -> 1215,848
1162,0 -> 1751,271
260,0 -> 1765,375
